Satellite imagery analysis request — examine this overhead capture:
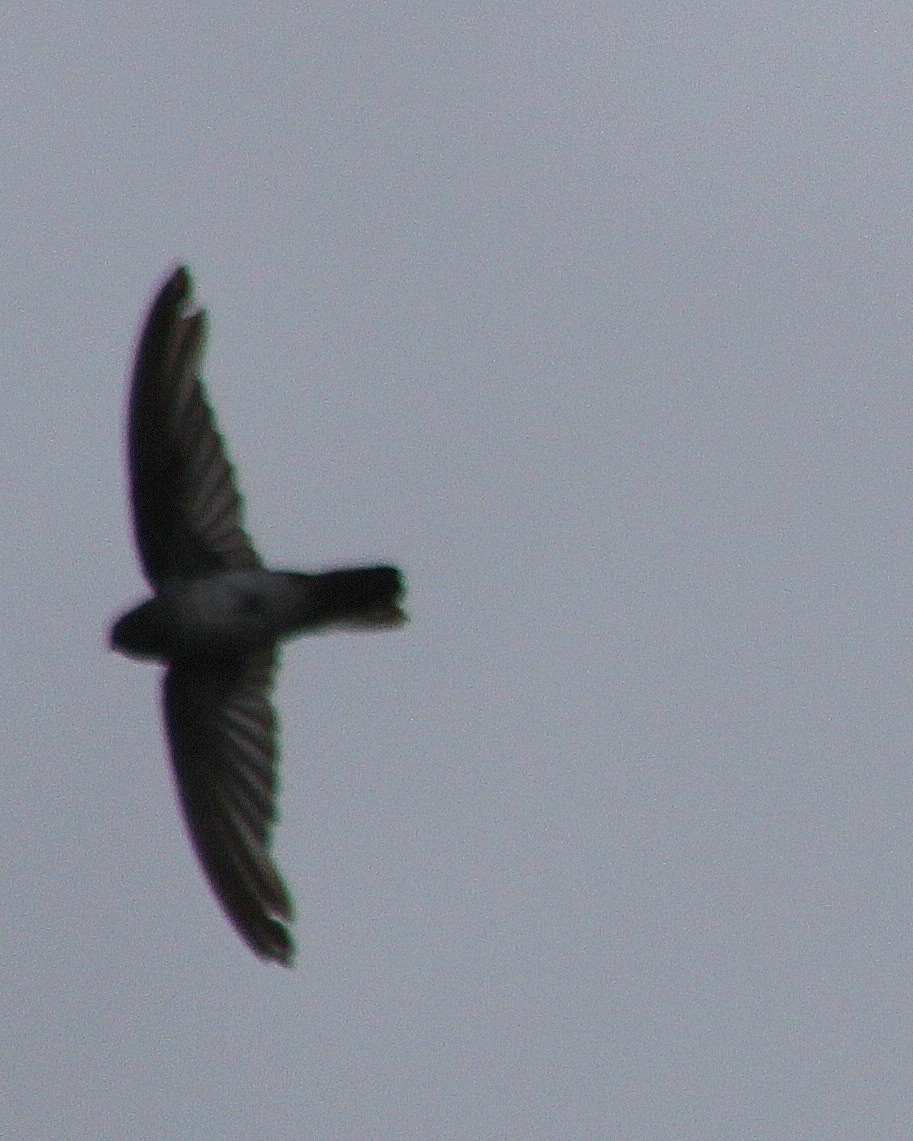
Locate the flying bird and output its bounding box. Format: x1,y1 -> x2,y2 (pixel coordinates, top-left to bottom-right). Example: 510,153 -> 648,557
110,266 -> 406,965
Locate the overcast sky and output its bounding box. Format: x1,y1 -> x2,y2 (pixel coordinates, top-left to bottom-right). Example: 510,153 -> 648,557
3,4 -> 913,1139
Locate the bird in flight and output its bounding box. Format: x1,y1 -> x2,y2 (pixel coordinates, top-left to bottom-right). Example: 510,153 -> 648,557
110,266 -> 406,965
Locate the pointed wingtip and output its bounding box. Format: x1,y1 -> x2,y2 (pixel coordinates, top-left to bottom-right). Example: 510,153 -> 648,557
170,263 -> 191,282
148,265 -> 191,310
256,923 -> 297,967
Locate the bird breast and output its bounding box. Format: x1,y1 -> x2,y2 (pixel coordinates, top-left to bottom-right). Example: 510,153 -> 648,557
113,571 -> 291,663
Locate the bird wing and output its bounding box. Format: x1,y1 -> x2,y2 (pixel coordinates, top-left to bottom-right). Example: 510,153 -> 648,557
162,648 -> 295,964
128,266 -> 262,586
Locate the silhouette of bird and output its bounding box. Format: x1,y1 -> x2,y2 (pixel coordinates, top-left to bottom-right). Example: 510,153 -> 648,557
110,266 -> 406,964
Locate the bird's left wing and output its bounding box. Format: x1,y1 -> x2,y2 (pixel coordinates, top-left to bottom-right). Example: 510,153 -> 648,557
128,267 -> 263,586
162,648 -> 295,964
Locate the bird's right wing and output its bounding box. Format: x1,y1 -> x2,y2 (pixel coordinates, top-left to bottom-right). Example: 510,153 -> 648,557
128,267 -> 263,586
162,649 -> 294,964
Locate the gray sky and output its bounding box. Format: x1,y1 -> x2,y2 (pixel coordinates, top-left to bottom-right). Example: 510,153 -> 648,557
3,3 -> 913,1138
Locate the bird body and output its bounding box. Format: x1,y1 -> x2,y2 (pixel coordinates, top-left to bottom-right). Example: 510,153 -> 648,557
110,266 -> 406,964
112,566 -> 403,662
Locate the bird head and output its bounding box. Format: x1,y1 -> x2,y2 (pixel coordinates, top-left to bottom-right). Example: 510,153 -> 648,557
109,599 -> 169,661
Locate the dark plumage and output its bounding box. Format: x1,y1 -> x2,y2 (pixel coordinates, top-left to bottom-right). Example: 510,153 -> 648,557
110,267 -> 406,964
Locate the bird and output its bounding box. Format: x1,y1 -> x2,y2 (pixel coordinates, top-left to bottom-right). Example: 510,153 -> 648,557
110,266 -> 406,965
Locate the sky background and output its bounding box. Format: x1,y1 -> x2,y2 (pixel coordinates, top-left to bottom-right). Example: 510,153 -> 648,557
3,3 -> 913,1138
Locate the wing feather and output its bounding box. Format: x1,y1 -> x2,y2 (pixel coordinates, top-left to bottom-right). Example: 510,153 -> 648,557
162,649 -> 294,964
128,267 -> 262,586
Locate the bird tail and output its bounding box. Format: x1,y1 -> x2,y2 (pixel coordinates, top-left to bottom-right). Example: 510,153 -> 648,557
290,566 -> 407,629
